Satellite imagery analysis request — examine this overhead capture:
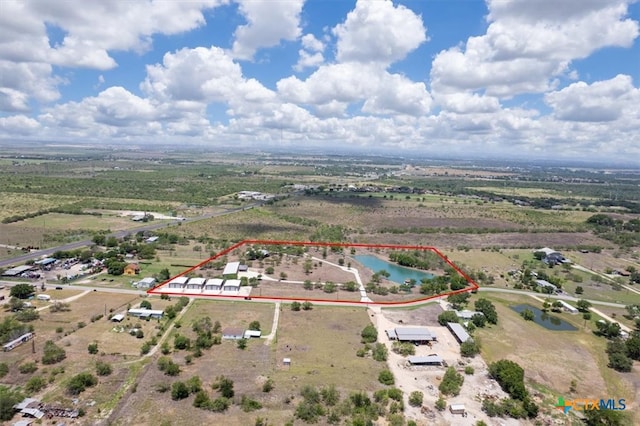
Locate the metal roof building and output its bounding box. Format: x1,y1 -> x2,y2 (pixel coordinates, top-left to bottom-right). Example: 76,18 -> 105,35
186,277 -> 206,289
204,278 -> 224,291
386,327 -> 437,343
446,322 -> 471,344
2,265 -> 35,276
408,355 -> 443,365
128,308 -> 164,319
222,279 -> 241,291
223,261 -> 240,277
244,330 -> 261,338
168,276 -> 189,289
456,310 -> 484,320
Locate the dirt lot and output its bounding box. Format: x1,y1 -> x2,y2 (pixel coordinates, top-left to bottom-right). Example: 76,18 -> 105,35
375,304 -> 523,426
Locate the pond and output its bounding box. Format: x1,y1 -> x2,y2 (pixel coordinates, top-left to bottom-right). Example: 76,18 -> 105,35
510,304 -> 578,331
353,255 -> 434,285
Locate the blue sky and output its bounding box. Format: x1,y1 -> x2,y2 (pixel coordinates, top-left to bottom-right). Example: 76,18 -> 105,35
1,0 -> 639,162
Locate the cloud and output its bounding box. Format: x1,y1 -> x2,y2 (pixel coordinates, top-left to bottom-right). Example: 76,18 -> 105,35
0,114 -> 41,135
231,0 -> 305,60
431,0 -> 639,97
545,74 -> 640,122
278,63 -> 432,117
142,46 -> 276,117
333,0 -> 427,65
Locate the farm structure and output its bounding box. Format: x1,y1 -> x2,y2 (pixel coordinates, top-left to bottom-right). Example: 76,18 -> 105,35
135,277 -> 156,289
558,300 -> 579,314
222,261 -> 240,279
535,279 -> 558,293
449,404 -> 466,415
204,278 -> 223,291
3,332 -> 35,352
408,355 -> 443,366
185,277 -> 206,290
386,327 -> 437,344
222,327 -> 244,340
446,322 -> 471,344
128,308 -> 163,319
2,265 -> 35,276
148,240 -> 479,306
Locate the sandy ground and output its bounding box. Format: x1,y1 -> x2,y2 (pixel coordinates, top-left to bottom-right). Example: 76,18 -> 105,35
372,304 -> 524,426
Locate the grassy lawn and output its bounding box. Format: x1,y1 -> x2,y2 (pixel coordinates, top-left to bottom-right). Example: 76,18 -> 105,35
17,212 -> 136,232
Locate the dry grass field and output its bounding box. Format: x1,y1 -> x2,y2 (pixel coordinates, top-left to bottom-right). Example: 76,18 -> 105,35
17,212 -> 136,232
473,292 -> 639,424
106,303 -> 384,426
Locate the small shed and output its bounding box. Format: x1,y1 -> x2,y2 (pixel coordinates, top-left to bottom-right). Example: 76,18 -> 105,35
244,330 -> 261,339
186,277 -> 206,290
283,357 -> 291,366
449,404 -> 466,415
446,322 -> 471,344
111,314 -> 125,322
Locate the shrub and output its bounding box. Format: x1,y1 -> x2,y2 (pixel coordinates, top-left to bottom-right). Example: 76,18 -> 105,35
262,378 -> 274,393
439,367 -> 464,396
372,343 -> 388,361
0,363 -> 8,379
408,391 -> 423,407
460,340 -> 481,357
435,396 -> 446,411
464,366 -> 475,375
378,369 -> 395,385
240,395 -> 263,412
209,397 -> 231,412
42,340 -> 66,364
19,362 -> 38,374
25,376 -> 47,393
67,372 -> 97,395
361,324 -> 377,343
95,361 -> 112,376
171,381 -> 189,400
88,342 -> 99,354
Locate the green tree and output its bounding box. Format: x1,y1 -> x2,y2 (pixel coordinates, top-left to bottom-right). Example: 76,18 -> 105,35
361,324 -> 377,343
0,385 -> 24,421
488,360 -> 528,401
25,376 -> 46,394
475,298 -> 498,324
237,338 -> 248,350
10,284 -> 35,299
460,340 -> 481,357
625,332 -> 640,360
87,342 -> 99,354
291,301 -> 301,311
140,300 -> 152,309
248,321 -> 260,331
472,313 -> 487,328
439,367 -> 464,396
576,299 -> 592,312
435,396 -> 446,411
302,301 -> 313,310
575,286 -> 584,295
437,311 -> 459,326
0,363 -> 8,379
213,376 -> 235,399
171,381 -> 190,400
520,309 -> 535,321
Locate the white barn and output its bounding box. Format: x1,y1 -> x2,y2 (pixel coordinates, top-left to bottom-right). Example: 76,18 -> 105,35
223,279 -> 241,292
186,277 -> 206,290
204,278 -> 224,291
168,276 -> 189,289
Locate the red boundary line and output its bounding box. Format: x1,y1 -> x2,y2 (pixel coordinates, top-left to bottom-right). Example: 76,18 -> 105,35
147,240 -> 479,306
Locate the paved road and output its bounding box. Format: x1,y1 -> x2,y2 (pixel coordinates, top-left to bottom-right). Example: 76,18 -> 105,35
0,203 -> 261,268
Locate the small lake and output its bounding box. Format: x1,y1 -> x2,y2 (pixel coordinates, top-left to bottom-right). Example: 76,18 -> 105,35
510,304 -> 578,331
353,255 -> 434,285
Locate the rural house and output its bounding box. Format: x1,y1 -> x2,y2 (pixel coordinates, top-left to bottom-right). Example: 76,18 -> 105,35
124,263 -> 141,276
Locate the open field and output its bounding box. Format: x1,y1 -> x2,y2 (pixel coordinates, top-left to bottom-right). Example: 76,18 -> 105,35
16,212 -> 137,232
472,292 -> 639,425
107,303 -> 385,425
